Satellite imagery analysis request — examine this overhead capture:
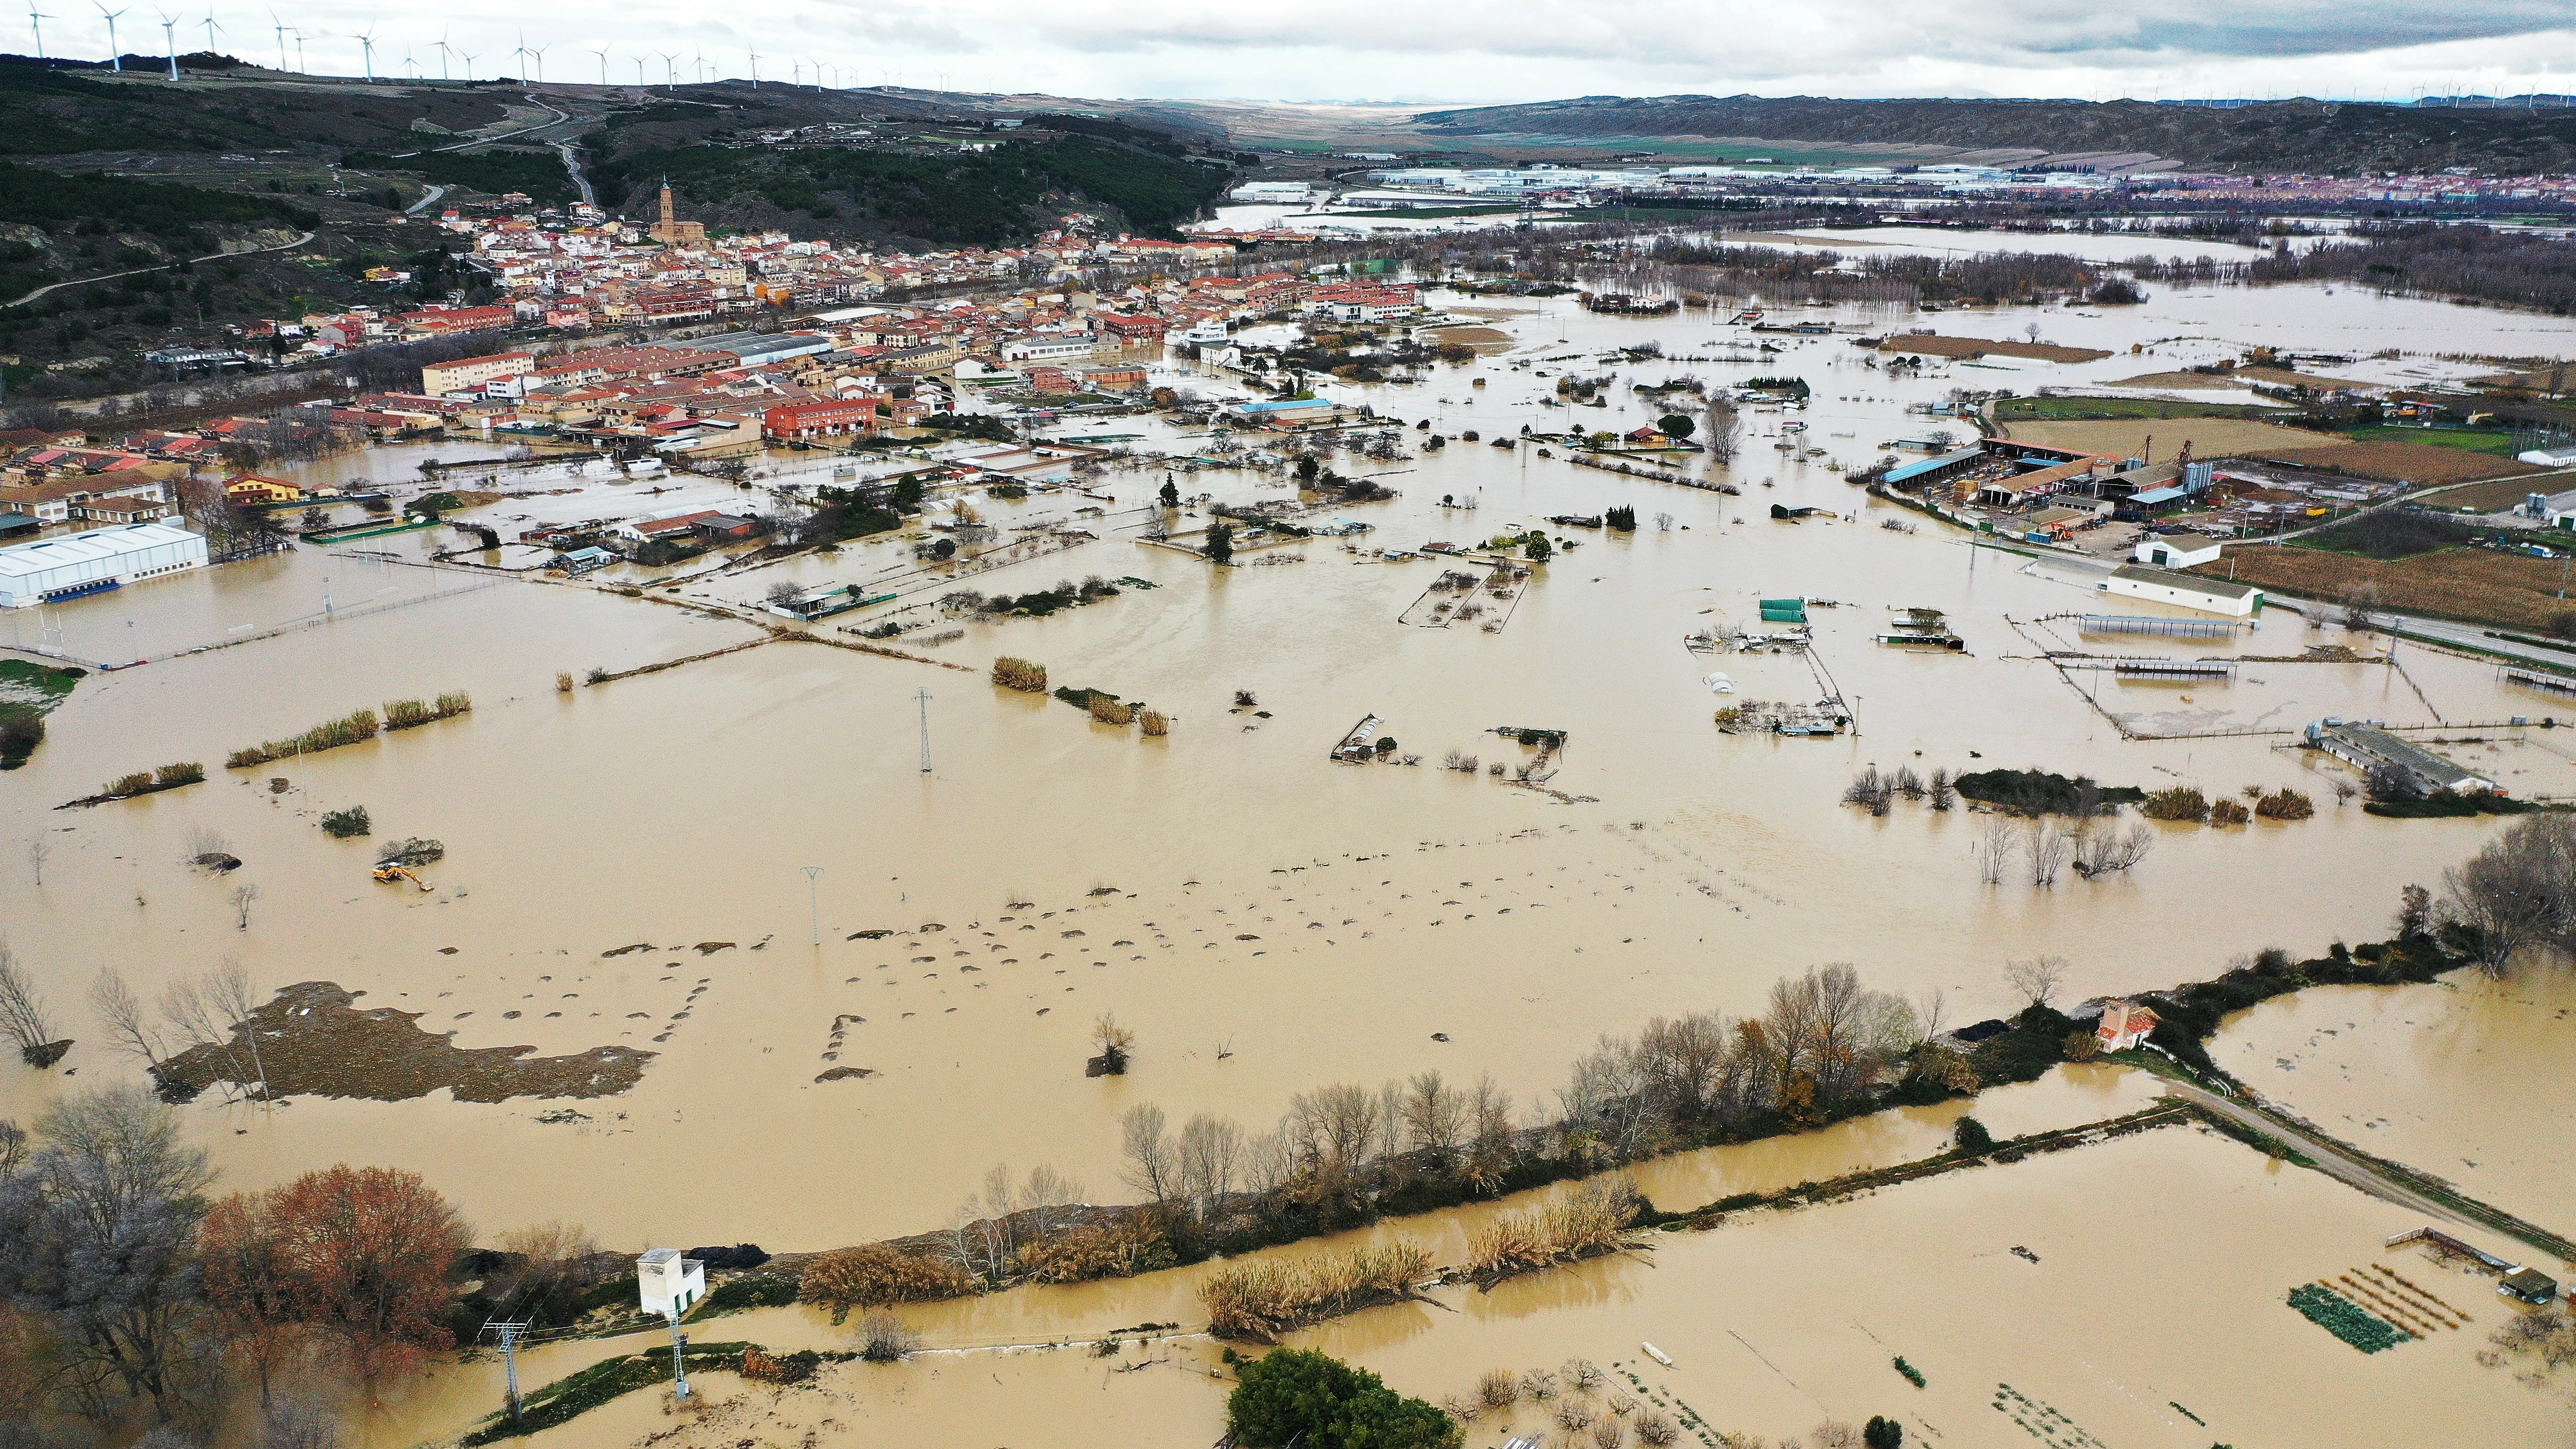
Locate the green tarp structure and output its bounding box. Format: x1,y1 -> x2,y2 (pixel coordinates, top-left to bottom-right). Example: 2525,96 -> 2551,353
1759,598 -> 1808,623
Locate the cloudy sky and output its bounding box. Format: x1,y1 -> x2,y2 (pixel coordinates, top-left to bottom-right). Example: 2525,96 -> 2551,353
45,1 -> 2576,105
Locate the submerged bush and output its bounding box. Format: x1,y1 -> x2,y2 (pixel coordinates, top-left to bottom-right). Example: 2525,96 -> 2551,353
321,805 -> 372,838
797,1245 -> 972,1317
1201,1244 -> 1433,1342
2140,786 -> 2211,822
992,656 -> 1048,692
2254,788 -> 2315,820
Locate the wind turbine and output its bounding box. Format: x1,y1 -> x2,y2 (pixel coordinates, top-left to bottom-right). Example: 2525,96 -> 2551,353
657,50 -> 675,91
355,23 -> 377,82
95,2 -> 126,71
153,8 -> 176,79
266,7 -> 284,69
509,30 -> 526,79
401,46 -> 416,79
290,24 -> 305,74
26,7 -> 50,59
746,48 -> 757,89
456,47 -> 474,80
526,40 -> 546,83
631,53 -> 644,85
692,49 -> 703,83
789,57 -> 800,87
198,1 -> 218,59
432,30 -> 449,80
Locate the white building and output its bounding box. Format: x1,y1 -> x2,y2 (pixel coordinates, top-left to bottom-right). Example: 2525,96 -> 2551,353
2132,536 -> 2226,569
2099,563 -> 2262,618
637,1248 -> 705,1320
1228,182 -> 1314,204
0,522 -> 208,608
1002,336 -> 1099,363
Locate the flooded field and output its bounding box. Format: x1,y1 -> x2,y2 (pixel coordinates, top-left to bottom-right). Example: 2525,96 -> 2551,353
7,233 -> 2576,1444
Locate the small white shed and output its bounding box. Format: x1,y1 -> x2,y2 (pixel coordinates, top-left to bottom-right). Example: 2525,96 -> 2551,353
638,1248 -> 705,1320
2133,536 -> 2224,570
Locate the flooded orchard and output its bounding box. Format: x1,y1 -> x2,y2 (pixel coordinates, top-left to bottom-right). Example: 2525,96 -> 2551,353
6,236 -> 2575,1446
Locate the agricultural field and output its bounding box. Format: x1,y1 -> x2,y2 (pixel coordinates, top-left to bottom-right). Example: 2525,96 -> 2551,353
2265,440 -> 2541,486
1993,395 -> 2302,423
2006,416 -> 2350,458
1876,334 -> 2112,363
2197,539 -> 2576,631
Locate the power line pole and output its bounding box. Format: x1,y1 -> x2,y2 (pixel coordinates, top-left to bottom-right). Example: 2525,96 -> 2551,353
915,688 -> 934,773
670,1325 -> 690,1401
482,1320 -> 531,1425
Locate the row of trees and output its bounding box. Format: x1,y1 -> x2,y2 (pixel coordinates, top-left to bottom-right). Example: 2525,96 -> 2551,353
0,1085 -> 470,1440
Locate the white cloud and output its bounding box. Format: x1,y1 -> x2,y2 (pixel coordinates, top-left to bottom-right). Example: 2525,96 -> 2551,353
51,0 -> 2576,105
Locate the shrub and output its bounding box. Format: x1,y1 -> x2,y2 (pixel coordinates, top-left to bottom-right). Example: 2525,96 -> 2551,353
1227,1348 -> 1459,1449
700,1273 -> 797,1312
105,771 -> 154,797
797,1245 -> 972,1317
0,714 -> 43,768
2140,786 -> 2210,822
2061,1030 -> 2100,1062
1014,1218 -> 1176,1283
1865,1414 -> 1905,1448
1892,1355 -> 1926,1388
1952,768 -> 2141,815
321,806 -> 372,838
2210,797 -> 2252,825
1467,1179 -> 1637,1280
375,837 -> 446,866
227,708 -> 381,768
1139,709 -> 1168,737
384,698 -> 434,729
1635,1410 -> 1678,1445
1089,695 -> 1135,726
2254,788 -> 2314,820
555,671 -> 575,693
154,762 -> 204,786
1952,1116 -> 1993,1154
855,1312 -> 919,1362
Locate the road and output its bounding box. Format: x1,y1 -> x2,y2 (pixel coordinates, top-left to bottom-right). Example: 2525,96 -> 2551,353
404,183 -> 449,216
2161,1081 -> 2480,1230
0,230 -> 319,309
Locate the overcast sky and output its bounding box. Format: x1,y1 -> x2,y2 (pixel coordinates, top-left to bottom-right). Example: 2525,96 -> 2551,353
44,2 -> 2576,105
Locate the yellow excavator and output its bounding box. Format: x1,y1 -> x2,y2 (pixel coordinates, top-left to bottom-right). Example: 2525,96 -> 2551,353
371,862 -> 433,891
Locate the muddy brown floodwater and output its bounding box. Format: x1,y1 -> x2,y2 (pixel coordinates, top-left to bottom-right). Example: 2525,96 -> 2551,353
6,246 -> 2576,1444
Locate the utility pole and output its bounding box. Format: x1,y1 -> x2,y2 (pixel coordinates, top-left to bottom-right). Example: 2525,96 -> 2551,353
670,1326 -> 690,1401
482,1321 -> 531,1425
914,688 -> 933,773
801,865 -> 822,945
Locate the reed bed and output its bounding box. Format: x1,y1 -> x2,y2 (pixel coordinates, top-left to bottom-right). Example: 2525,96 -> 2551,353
1088,695 -> 1135,726
227,708 -> 380,769
1138,710 -> 1168,737
99,762 -> 204,799
1465,1179 -> 1639,1283
991,656 -> 1048,692
1199,1242 -> 1433,1341
385,691 -> 474,731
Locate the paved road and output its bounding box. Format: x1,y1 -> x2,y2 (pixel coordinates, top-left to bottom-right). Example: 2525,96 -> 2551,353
2162,1081 -> 2479,1231
0,230 -> 319,309
404,183 -> 449,216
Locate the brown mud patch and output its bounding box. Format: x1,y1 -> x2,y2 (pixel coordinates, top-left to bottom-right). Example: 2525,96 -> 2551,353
1876,334 -> 2110,363
161,980 -> 655,1103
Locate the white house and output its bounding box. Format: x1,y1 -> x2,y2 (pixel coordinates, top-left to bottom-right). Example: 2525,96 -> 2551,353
637,1248 -> 705,1320
2132,535 -> 2226,569
2100,563 -> 2263,618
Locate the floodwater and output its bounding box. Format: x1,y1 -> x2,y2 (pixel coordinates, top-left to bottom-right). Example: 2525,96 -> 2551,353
6,242 -> 2576,1442
355,1120 -> 2575,1448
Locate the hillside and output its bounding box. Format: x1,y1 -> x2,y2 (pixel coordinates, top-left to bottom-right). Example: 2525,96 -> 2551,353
1407,95 -> 2576,176
0,58 -> 516,156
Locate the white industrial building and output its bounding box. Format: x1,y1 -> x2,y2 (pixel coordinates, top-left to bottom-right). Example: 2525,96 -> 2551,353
2132,535 -> 2227,569
1228,182 -> 1315,204
636,1248 -> 705,1320
0,522 -> 208,608
2100,563 -> 2262,618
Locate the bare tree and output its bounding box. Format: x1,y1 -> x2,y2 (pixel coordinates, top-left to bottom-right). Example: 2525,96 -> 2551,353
2024,821 -> 2073,888
1090,1012 -> 1134,1073
1401,1070 -> 1466,1168
0,1118 -> 24,1175
1972,815 -> 2016,885
1013,1163 -> 1086,1239
1175,1113 -> 1244,1223
229,884 -> 262,930
2073,823 -> 2153,878
1928,767 -> 1956,811
1118,1103 -> 1178,1205
255,1394 -> 343,1449
25,837 -> 51,887
1912,987 -> 1949,1046
90,968 -> 168,1074
2003,955 -> 2070,1011
2440,815 -> 2576,975
0,940 -> 59,1065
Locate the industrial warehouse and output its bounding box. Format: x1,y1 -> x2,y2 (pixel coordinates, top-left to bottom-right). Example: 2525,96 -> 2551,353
0,522 -> 209,608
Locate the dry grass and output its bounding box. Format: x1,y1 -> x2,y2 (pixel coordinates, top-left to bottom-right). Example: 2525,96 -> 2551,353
1465,1178 -> 1639,1281
2423,475 -> 2571,512
1877,334 -> 2110,363
1199,1243 -> 1433,1341
991,656 -> 1048,692
2005,417 -> 2346,459
1088,695 -> 1135,726
797,1245 -> 974,1312
2199,547 -> 2576,632
1138,710 -> 1168,737
2264,442 -> 2538,486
